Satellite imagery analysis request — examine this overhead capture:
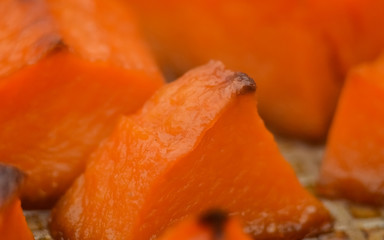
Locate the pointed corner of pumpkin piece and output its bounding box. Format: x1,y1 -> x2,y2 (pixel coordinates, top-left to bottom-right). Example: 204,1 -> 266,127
193,60 -> 257,95
210,60 -> 256,94
227,72 -> 256,95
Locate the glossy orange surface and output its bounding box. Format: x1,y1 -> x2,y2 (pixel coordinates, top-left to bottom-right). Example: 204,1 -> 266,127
157,210 -> 252,240
0,0 -> 163,208
319,56 -> 384,205
127,0 -> 342,140
50,61 -> 331,239
0,164 -> 33,240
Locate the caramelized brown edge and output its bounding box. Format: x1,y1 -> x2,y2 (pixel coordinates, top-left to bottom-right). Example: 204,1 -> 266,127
199,209 -> 229,240
0,164 -> 25,210
227,72 -> 256,95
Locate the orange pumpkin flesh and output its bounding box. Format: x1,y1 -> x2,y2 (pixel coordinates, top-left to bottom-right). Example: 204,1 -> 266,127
50,61 -> 331,239
0,50 -> 163,208
318,56 -> 384,205
0,0 -> 163,208
0,164 -> 33,240
157,210 -> 252,240
126,0 -> 342,141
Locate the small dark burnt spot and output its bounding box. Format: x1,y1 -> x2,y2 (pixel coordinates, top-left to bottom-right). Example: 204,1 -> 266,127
35,36 -> 66,55
199,209 -> 229,240
227,72 -> 256,95
0,164 -> 25,207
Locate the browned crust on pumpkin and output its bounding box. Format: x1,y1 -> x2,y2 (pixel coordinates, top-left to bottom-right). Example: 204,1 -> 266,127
227,72 -> 256,95
0,164 -> 25,209
199,209 -> 229,240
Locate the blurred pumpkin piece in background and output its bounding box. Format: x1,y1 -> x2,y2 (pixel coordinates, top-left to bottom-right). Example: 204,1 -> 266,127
309,0 -> 384,74
319,55 -> 384,206
125,0 -> 384,141
125,0 -> 343,141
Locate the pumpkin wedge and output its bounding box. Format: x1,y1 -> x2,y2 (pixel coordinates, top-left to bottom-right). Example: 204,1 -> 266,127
157,210 -> 252,240
126,0 -> 341,140
50,61 -> 331,239
0,164 -> 33,240
0,0 -> 163,208
318,56 -> 384,205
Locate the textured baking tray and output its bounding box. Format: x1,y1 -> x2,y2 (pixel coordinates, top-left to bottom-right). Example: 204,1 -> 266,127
26,138 -> 384,240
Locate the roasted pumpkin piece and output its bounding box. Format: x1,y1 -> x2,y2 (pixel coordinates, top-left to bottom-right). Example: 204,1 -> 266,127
126,0 -> 341,140
0,0 -> 59,77
0,0 -> 163,208
0,51 -> 163,209
50,61 -> 332,240
318,56 -> 384,205
157,210 -> 252,240
0,164 -> 33,240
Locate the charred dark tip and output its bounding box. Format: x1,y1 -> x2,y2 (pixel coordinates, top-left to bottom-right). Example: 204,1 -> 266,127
199,209 -> 229,240
0,164 -> 25,207
227,72 -> 256,95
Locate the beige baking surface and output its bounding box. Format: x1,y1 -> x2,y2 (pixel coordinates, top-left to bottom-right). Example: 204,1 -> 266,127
26,138 -> 384,240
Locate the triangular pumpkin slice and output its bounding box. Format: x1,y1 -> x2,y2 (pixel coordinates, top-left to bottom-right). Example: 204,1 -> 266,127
0,164 -> 33,240
157,210 -> 252,240
50,61 -> 331,239
318,55 -> 384,205
0,0 -> 163,208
